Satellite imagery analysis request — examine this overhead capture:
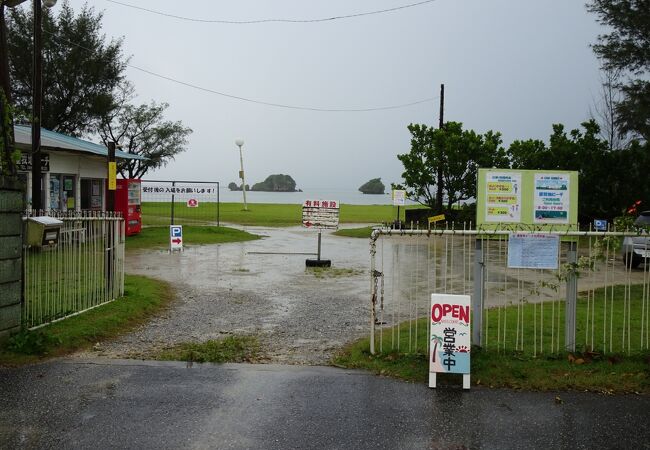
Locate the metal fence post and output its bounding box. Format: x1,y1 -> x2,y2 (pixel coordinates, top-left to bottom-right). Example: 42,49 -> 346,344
217,181 -> 220,227
472,238 -> 484,346
565,240 -> 578,352
170,181 -> 176,226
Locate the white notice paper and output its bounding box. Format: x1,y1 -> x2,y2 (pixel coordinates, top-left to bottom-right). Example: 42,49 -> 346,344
507,233 -> 560,269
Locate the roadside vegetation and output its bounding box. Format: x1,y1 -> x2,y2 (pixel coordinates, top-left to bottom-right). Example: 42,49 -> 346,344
307,267 -> 365,278
126,225 -> 260,250
155,336 -> 262,363
333,284 -> 650,393
0,275 -> 173,366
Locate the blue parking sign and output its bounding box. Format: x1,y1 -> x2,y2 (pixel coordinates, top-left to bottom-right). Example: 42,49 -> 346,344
170,225 -> 183,251
594,219 -> 607,231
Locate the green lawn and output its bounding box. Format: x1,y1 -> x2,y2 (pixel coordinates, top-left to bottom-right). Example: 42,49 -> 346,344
0,275 -> 173,366
333,226 -> 376,238
333,284 -> 650,392
126,225 -> 260,250
142,202 -> 422,227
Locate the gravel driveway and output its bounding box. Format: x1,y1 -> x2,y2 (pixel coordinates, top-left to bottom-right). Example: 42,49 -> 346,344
84,226 -> 373,365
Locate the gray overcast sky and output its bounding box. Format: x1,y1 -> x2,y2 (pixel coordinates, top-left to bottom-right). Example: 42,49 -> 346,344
66,0 -> 603,190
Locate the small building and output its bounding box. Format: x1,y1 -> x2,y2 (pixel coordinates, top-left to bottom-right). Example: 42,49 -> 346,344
13,125 -> 145,211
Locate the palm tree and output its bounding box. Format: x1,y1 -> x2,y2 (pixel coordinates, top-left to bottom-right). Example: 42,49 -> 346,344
431,334 -> 443,362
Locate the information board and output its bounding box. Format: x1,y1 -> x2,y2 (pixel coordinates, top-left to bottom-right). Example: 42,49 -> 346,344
476,168 -> 578,231
302,200 -> 340,230
507,233 -> 560,269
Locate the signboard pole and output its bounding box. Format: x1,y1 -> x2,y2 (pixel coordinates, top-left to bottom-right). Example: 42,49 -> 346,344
170,181 -> 176,225
317,231 -> 322,260
565,241 -> 578,352
106,141 -> 116,295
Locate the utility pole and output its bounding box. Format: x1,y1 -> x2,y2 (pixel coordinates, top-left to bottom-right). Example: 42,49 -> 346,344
0,3 -> 17,177
435,83 -> 444,212
30,0 -> 43,210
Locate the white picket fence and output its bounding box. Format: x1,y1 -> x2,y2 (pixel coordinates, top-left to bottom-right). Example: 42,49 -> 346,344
23,211 -> 125,329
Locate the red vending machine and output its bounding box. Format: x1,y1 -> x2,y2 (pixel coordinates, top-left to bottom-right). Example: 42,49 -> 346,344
115,179 -> 142,236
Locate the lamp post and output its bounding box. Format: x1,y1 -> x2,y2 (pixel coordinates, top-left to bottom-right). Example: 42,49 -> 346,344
31,0 -> 56,210
235,138 -> 247,211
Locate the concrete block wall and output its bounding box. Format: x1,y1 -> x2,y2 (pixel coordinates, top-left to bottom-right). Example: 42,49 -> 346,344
0,177 -> 24,337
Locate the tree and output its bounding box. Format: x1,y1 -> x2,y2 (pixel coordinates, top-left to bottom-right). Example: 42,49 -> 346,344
507,120 -> 648,220
97,101 -> 192,178
396,122 -> 508,212
589,68 -> 632,150
7,1 -> 127,137
588,0 -> 650,141
358,178 -> 385,194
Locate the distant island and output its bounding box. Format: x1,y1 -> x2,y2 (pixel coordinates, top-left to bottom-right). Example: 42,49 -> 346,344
251,174 -> 300,192
359,178 -> 385,194
228,182 -> 249,191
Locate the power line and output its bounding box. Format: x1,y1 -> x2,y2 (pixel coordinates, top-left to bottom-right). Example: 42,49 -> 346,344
105,0 -> 439,24
44,29 -> 437,113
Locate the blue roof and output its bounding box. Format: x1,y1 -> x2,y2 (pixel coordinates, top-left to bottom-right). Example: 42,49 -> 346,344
14,125 -> 146,161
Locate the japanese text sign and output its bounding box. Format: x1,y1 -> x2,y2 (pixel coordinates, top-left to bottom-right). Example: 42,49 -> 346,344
507,233 -> 559,270
430,294 -> 471,375
302,199 -> 340,230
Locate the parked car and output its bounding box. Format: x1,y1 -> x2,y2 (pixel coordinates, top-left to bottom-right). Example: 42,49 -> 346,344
622,211 -> 650,268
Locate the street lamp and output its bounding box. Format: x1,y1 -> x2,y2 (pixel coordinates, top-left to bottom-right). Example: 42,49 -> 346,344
235,138 -> 247,211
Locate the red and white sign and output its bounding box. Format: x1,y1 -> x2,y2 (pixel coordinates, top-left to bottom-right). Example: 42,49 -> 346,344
302,199 -> 340,230
429,293 -> 471,389
187,198 -> 199,208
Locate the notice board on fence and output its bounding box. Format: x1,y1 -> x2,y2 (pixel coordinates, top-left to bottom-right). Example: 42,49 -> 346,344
507,233 -> 560,270
429,294 -> 471,375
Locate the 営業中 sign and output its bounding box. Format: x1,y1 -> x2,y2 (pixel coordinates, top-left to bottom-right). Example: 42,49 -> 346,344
429,293 -> 471,389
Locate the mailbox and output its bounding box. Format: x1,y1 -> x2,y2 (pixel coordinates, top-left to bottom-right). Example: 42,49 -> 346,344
26,216 -> 63,247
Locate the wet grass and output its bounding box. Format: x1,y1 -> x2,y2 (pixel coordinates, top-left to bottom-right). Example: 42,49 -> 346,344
307,267 -> 365,278
126,226 -> 260,250
333,338 -> 650,393
332,284 -> 650,392
155,336 -> 262,363
142,202 -> 421,227
333,226 -> 375,238
0,275 -> 174,366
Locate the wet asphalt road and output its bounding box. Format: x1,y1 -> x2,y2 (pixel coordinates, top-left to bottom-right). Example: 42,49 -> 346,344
1,358 -> 649,450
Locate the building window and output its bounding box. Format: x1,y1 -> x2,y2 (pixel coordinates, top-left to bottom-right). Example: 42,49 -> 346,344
49,174 -> 76,211
81,179 -> 103,210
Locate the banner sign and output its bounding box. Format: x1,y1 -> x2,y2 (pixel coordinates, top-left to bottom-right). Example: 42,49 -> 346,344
108,162 -> 117,190
302,199 -> 340,229
507,233 -> 560,269
429,294 -> 471,376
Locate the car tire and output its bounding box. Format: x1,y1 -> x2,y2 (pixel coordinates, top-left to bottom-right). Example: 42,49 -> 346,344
623,253 -> 642,269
